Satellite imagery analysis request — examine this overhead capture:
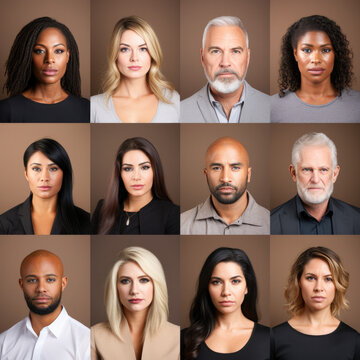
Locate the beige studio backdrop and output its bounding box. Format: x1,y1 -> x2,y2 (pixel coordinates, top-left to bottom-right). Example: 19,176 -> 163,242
90,0 -> 180,95
180,124 -> 270,213
0,235 -> 90,333
91,235 -> 180,325
0,0 -> 90,99
270,235 -> 360,331
180,0 -> 270,99
270,0 -> 360,94
0,124 -> 90,214
270,124 -> 360,210
180,235 -> 270,328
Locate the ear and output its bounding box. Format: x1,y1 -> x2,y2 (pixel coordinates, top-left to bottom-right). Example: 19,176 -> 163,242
19,278 -> 23,290
332,165 -> 340,183
247,167 -> 252,183
61,276 -> 68,291
203,167 -> 208,178
24,168 -> 29,182
293,48 -> 298,62
245,286 -> 248,295
66,50 -> 70,64
246,48 -> 250,68
200,47 -> 205,67
289,164 -> 297,182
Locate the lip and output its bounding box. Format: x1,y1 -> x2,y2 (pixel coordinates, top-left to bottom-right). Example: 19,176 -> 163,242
219,301 -> 235,306
42,69 -> 58,76
129,298 -> 143,304
38,186 -> 51,191
218,186 -> 235,193
33,297 -> 51,303
131,185 -> 144,190
128,66 -> 142,71
308,68 -> 325,75
312,296 -> 326,302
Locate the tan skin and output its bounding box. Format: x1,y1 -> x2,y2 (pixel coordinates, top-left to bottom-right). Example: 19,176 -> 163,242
204,137 -> 251,224
293,31 -> 337,105
22,27 -> 70,104
19,250 -> 68,336
113,30 -> 158,123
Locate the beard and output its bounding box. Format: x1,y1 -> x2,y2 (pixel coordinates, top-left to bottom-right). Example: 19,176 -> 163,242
207,177 -> 247,205
204,67 -> 247,94
24,293 -> 62,315
296,181 -> 334,205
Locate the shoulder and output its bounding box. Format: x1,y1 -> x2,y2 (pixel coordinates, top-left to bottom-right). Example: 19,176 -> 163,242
254,322 -> 270,336
150,198 -> 179,211
271,321 -> 290,336
73,206 -> 90,233
246,82 -> 270,101
67,315 -> 90,335
337,322 -> 359,335
0,96 -> 23,122
91,322 -> 113,341
340,88 -> 360,101
181,204 -> 200,225
332,197 -> 360,214
181,86 -> 207,107
0,318 -> 26,346
155,89 -> 180,123
74,206 -> 90,220
159,321 -> 180,337
0,201 -> 25,234
91,93 -> 107,106
271,197 -> 297,216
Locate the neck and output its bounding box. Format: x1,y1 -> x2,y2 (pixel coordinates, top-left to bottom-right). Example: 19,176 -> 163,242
124,308 -> 147,335
31,195 -> 58,214
114,77 -> 151,99
211,191 -> 248,225
29,305 -> 62,336
302,198 -> 329,222
293,307 -> 336,327
124,193 -> 153,212
297,77 -> 337,98
215,310 -> 251,330
209,83 -> 244,118
23,83 -> 67,104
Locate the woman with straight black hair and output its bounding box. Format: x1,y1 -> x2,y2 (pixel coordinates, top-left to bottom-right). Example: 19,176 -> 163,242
0,138 -> 90,234
91,137 -> 179,234
0,17 -> 89,123
181,247 -> 270,360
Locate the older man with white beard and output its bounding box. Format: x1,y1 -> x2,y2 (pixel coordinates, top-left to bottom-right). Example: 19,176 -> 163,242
271,132 -> 360,234
180,16 -> 270,123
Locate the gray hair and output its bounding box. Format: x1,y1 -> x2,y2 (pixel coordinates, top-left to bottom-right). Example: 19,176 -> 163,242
292,132 -> 338,169
202,16 -> 249,49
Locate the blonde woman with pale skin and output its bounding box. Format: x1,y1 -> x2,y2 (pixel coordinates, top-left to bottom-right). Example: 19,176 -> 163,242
91,247 -> 179,360
271,246 -> 360,360
91,16 -> 179,123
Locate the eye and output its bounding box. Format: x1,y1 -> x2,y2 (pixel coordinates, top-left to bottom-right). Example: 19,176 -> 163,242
139,47 -> 148,52
33,48 -> 45,55
211,166 -> 221,171
320,168 -> 329,173
122,167 -> 133,172
47,278 -> 56,283
322,48 -> 331,53
210,279 -> 221,285
141,165 -> 151,171
31,166 -> 41,172
120,278 -> 131,284
305,276 -> 315,281
233,49 -> 242,54
49,166 -> 59,172
54,49 -> 65,54
120,47 -> 129,53
27,278 -> 37,283
232,279 -> 241,284
232,166 -> 241,171
210,49 -> 221,54
301,48 -> 311,54
325,277 -> 333,282
302,168 -> 312,173
139,277 -> 150,283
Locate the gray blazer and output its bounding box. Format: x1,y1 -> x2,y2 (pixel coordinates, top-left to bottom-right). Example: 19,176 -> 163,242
180,81 -> 270,123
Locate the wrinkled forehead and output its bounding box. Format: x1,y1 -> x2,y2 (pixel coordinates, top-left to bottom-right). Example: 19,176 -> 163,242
297,145 -> 333,167
204,25 -> 247,48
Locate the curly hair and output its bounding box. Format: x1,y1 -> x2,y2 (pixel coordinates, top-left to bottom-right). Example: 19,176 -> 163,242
278,15 -> 353,97
4,17 -> 81,97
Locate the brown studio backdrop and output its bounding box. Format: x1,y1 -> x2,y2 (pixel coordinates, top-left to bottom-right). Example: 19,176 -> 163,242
270,0 -> 360,94
0,124 -> 90,214
90,0 -> 180,95
0,0 -> 91,99
91,123 -> 180,213
270,124 -> 360,210
180,0 -> 270,99
180,235 -> 270,328
91,235 -> 180,325
270,235 -> 360,331
180,124 -> 270,212
0,235 -> 90,333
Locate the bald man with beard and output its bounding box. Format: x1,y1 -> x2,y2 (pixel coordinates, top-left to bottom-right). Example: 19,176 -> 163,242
181,137 -> 269,234
0,250 -> 90,359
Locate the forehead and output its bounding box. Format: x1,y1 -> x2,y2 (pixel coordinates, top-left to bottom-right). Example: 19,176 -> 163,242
212,261 -> 244,277
205,25 -> 247,48
206,142 -> 248,165
118,261 -> 146,276
122,150 -> 150,164
297,145 -> 332,167
120,29 -> 146,45
21,255 -> 62,277
27,151 -> 52,165
302,257 -> 331,274
296,30 -> 331,46
36,27 -> 67,45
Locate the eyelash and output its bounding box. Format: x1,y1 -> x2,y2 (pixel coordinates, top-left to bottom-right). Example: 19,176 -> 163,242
33,49 -> 65,55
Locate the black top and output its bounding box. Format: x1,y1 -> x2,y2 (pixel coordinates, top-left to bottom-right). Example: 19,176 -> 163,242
271,321 -> 360,360
181,323 -> 270,360
0,94 -> 89,123
0,196 -> 90,234
296,195 -> 333,234
91,197 -> 180,234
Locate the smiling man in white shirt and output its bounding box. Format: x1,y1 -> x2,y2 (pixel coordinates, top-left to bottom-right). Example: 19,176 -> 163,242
0,249 -> 90,359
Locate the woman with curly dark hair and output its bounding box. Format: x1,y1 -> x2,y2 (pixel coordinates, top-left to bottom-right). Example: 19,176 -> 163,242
0,17 -> 89,123
271,15 -> 360,123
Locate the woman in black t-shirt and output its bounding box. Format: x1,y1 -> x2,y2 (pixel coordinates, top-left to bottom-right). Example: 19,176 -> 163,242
271,246 -> 360,360
182,247 -> 270,360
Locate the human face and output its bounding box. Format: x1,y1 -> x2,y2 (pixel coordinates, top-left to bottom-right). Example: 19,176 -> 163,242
121,150 -> 154,200
201,25 -> 250,94
300,258 -> 335,313
117,30 -> 151,80
290,145 -> 339,205
19,254 -> 67,315
209,261 -> 248,315
32,27 -> 69,86
117,261 -> 153,315
25,151 -> 63,201
204,140 -> 251,205
293,31 -> 335,85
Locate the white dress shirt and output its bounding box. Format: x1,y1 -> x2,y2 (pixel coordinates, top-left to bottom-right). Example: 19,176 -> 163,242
0,307 -> 90,360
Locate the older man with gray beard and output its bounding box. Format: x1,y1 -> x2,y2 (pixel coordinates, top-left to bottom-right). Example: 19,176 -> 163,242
180,16 -> 270,123
271,132 -> 360,234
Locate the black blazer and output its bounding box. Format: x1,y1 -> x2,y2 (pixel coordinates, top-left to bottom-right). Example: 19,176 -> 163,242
91,197 -> 180,234
271,196 -> 360,235
0,196 -> 90,234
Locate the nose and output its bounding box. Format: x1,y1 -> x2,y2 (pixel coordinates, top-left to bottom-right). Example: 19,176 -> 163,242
220,51 -> 231,68
36,279 -> 46,293
131,167 -> 141,180
130,49 -> 138,62
130,281 -> 139,295
44,51 -> 55,64
40,169 -> 50,182
220,166 -> 231,183
314,279 -> 324,292
310,170 -> 320,183
221,281 -> 232,297
310,50 -> 321,64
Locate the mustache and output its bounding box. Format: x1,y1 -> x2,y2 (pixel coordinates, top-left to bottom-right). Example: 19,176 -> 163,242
215,68 -> 240,79
215,183 -> 238,191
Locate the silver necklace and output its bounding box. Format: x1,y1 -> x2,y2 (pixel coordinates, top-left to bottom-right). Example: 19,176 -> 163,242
124,211 -> 137,226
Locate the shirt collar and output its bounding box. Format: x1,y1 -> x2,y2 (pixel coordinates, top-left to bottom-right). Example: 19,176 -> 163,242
295,195 -> 334,219
25,306 -> 69,339
207,81 -> 247,107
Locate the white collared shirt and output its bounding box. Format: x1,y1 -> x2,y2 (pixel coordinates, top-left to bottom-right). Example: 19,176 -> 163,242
0,307 -> 90,360
207,82 -> 246,123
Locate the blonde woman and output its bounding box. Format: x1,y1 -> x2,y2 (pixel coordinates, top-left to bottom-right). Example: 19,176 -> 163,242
91,247 -> 180,359
91,16 -> 179,123
271,247 -> 360,359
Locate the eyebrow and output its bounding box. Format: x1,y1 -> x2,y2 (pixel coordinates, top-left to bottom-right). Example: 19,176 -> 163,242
29,162 -> 57,166
24,274 -> 58,278
208,46 -> 244,51
122,161 -> 151,166
304,272 -> 332,277
209,162 -> 243,167
35,43 -> 66,47
211,275 -> 243,280
300,43 -> 332,47
120,43 -> 147,47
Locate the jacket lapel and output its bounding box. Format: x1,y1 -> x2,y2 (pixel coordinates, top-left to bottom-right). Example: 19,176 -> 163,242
196,85 -> 219,123
17,196 -> 34,234
280,197 -> 300,234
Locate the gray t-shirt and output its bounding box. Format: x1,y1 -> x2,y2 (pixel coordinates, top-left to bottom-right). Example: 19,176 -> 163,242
91,89 -> 179,123
271,89 -> 360,123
